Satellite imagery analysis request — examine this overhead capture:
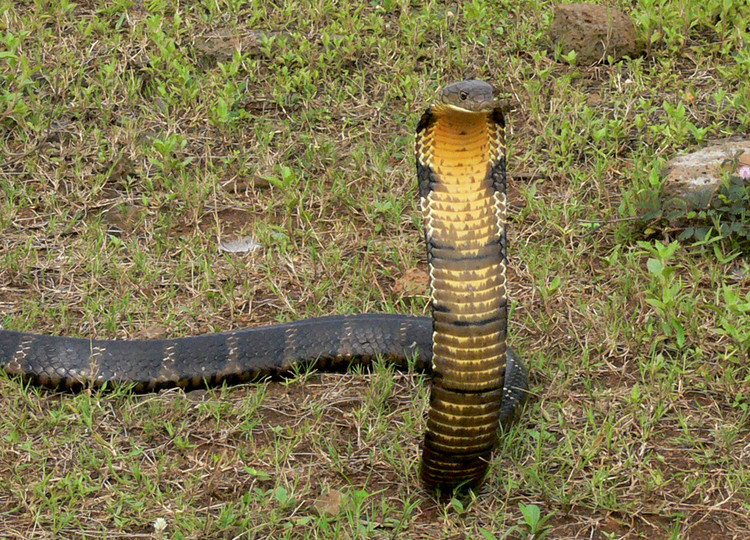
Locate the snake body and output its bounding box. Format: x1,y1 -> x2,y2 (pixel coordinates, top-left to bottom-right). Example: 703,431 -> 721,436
0,80 -> 526,492
417,80 -> 516,490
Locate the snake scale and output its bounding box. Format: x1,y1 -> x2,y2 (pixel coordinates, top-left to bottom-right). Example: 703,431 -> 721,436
0,80 -> 527,493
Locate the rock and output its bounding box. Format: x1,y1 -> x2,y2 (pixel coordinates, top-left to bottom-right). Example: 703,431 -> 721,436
661,138 -> 750,211
218,236 -> 262,254
548,4 -> 642,64
312,489 -> 343,517
193,29 -> 277,65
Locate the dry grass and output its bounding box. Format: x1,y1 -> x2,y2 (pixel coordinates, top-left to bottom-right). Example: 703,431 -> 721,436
1,0 -> 749,538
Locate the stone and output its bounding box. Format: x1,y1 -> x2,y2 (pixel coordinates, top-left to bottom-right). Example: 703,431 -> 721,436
193,29 -> 277,65
661,139 -> 750,211
548,4 -> 642,64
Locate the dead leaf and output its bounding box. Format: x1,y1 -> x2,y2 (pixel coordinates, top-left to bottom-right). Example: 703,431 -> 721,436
394,267 -> 429,296
312,489 -> 343,517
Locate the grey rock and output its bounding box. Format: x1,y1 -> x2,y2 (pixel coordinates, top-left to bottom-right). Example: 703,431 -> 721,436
662,139 -> 750,210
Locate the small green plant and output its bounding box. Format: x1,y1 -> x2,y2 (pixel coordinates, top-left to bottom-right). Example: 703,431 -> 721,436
705,170 -> 750,238
517,503 -> 555,539
638,240 -> 689,348
149,133 -> 192,175
709,286 -> 750,361
482,503 -> 556,540
671,169 -> 750,246
658,101 -> 711,144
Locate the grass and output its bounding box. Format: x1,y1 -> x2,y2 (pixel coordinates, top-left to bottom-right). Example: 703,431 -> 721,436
1,0 -> 749,538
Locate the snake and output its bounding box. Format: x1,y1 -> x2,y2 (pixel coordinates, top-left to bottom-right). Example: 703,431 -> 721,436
416,80 -> 523,490
0,80 -> 527,492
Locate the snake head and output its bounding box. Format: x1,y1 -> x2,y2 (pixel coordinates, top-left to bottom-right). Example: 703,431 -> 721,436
435,80 -> 497,114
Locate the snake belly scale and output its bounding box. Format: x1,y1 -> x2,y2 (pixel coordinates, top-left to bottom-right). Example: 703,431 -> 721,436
0,80 -> 527,494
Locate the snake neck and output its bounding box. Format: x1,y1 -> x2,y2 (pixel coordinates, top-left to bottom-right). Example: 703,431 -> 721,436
427,110 -> 492,183
421,109 -> 507,392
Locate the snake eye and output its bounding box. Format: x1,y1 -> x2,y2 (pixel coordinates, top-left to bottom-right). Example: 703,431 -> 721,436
459,91 -> 468,101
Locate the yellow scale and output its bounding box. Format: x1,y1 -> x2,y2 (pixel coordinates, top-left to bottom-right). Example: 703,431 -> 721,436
424,110 -> 506,391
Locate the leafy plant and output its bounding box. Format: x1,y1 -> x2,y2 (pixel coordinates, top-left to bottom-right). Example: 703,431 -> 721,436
709,286 -> 750,362
519,503 -> 555,539
672,168 -> 750,246
638,240 -> 689,348
481,503 -> 556,540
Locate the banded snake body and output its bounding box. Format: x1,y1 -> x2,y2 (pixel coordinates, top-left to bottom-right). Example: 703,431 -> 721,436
0,80 -> 527,493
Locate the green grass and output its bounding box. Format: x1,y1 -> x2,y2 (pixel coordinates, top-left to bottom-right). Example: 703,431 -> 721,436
1,0 -> 749,538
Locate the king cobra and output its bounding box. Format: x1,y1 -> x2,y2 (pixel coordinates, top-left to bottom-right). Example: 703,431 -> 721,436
416,80 -> 523,490
0,80 -> 527,492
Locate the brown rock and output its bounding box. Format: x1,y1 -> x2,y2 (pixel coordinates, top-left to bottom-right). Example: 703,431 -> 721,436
194,29 -> 277,65
548,4 -> 642,64
393,267 -> 429,297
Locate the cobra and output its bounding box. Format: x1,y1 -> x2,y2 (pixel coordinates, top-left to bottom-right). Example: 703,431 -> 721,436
0,80 -> 527,493
416,80 -> 524,490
